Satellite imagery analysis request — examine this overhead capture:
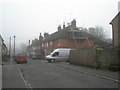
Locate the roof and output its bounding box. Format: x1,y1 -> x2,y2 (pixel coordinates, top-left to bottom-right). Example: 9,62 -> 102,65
2,42 -> 7,50
42,27 -> 104,44
29,19 -> 105,47
0,35 -> 4,41
42,26 -> 84,43
42,29 -> 68,43
110,12 -> 120,24
31,40 -> 41,47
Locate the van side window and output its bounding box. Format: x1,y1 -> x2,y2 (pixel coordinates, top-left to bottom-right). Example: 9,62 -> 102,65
52,52 -> 59,57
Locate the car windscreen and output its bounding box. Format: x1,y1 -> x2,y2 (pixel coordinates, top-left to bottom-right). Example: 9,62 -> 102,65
17,54 -> 27,57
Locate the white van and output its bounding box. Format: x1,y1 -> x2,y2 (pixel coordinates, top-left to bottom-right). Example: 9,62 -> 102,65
46,48 -> 74,62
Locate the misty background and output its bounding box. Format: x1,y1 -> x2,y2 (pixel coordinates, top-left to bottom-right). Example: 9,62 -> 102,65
0,0 -> 119,53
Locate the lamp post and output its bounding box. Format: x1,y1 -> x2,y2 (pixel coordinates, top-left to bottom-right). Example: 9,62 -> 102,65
9,37 -> 11,58
13,36 -> 16,57
29,40 -> 30,57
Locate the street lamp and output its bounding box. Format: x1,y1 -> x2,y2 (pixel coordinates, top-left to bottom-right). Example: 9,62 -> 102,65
29,40 -> 30,57
14,36 -> 16,57
9,37 -> 11,58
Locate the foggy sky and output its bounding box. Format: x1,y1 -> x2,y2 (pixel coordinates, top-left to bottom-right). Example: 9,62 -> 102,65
0,0 -> 119,48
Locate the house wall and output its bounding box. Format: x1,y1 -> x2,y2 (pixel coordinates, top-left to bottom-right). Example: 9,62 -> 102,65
43,38 -> 72,52
43,38 -> 98,55
0,36 -> 2,64
111,13 -> 120,47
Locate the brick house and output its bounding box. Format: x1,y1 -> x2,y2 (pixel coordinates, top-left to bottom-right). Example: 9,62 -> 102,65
27,20 -> 105,56
26,33 -> 45,58
41,19 -> 105,55
110,12 -> 120,48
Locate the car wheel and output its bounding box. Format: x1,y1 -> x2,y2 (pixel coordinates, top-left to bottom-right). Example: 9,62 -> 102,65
47,59 -> 50,63
51,59 -> 55,63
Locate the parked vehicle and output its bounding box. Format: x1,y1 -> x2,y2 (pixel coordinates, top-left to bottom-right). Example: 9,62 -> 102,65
46,48 -> 74,62
15,54 -> 28,64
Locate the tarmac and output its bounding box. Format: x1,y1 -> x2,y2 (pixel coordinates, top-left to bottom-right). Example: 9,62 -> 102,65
0,65 -> 2,90
2,58 -> 120,88
55,62 -> 120,83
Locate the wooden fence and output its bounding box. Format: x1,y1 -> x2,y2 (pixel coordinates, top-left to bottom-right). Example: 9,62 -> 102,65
69,47 -> 119,70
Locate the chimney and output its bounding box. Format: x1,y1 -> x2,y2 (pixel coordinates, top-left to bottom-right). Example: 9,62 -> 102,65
58,25 -> 61,31
44,32 -> 49,38
39,33 -> 43,41
63,22 -> 65,29
71,19 -> 76,28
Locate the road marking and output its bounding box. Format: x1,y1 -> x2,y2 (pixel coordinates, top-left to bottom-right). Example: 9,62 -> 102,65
16,64 -> 32,89
55,64 -> 120,83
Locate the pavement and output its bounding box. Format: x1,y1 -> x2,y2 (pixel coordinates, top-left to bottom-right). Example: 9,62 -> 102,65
2,58 -> 27,88
55,61 -> 119,83
0,65 -> 2,90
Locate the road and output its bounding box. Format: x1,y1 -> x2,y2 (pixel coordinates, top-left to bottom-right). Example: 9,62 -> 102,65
0,65 -> 2,89
2,58 -> 119,88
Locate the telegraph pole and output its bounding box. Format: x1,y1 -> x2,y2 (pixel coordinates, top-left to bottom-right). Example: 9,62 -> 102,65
13,36 -> 16,57
29,40 -> 30,57
9,37 -> 11,58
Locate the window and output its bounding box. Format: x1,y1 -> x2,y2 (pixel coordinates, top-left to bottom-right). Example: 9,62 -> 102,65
44,43 -> 48,47
50,41 -> 53,46
58,39 -> 60,45
52,52 -> 59,57
42,43 -> 44,47
46,42 -> 48,47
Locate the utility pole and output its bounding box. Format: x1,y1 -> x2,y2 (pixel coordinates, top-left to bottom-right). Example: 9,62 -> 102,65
9,37 -> 11,58
14,36 -> 16,57
29,40 -> 30,57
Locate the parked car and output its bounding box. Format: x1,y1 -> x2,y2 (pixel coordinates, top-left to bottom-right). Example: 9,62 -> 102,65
15,54 -> 28,64
46,48 -> 75,62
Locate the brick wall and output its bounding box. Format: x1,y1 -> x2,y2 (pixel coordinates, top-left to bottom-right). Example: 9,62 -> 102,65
43,37 -> 102,56
44,38 -> 96,50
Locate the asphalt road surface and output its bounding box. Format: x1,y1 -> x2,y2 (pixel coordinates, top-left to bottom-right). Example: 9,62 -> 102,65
2,58 -> 119,88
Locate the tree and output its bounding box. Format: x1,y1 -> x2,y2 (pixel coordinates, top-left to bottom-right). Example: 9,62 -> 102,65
95,26 -> 106,40
89,26 -> 106,41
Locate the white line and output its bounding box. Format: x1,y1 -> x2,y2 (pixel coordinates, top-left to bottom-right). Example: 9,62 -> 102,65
16,64 -> 32,89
